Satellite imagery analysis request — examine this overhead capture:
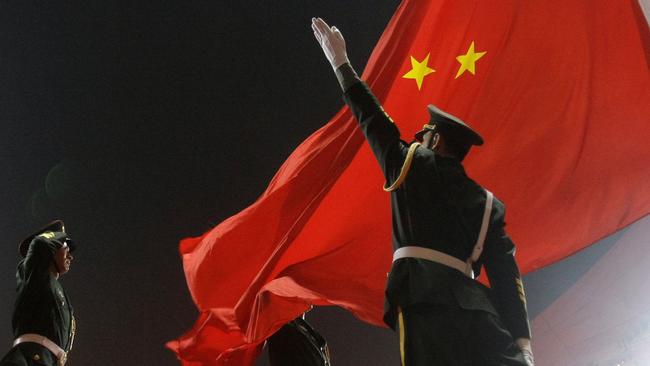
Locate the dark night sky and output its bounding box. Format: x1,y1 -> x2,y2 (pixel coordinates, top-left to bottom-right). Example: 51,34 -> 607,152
0,1 -> 626,365
0,2 -> 402,365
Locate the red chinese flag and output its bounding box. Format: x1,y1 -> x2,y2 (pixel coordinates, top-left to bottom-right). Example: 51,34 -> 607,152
168,0 -> 650,364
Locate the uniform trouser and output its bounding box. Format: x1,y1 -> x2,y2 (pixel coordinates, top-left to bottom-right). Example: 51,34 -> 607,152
398,303 -> 527,366
0,343 -> 57,366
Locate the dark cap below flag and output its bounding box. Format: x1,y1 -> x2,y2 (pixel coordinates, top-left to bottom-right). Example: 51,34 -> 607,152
18,220 -> 75,257
414,104 -> 484,146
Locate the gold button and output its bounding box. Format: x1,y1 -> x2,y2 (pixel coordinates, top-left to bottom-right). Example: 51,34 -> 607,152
33,354 -> 41,361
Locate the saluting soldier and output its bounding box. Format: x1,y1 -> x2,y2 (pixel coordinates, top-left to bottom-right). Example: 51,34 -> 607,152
1,220 -> 76,366
312,18 -> 534,366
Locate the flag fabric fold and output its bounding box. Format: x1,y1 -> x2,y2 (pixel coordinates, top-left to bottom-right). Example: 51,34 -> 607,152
168,0 -> 650,364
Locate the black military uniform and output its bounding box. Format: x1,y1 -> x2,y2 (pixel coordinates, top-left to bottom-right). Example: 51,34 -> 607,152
0,221 -> 76,366
337,64 -> 531,365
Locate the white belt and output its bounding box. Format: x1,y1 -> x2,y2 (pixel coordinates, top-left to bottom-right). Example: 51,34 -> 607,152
13,334 -> 67,366
392,190 -> 494,280
393,246 -> 474,278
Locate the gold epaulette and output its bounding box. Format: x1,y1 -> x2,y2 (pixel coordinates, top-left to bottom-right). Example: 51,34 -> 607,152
383,142 -> 421,192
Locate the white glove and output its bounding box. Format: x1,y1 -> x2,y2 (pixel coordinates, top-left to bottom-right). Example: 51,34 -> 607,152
516,338 -> 534,366
311,17 -> 350,70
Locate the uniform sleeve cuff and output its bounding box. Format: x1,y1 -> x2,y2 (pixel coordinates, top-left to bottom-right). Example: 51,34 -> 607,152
516,337 -> 532,352
335,63 -> 361,92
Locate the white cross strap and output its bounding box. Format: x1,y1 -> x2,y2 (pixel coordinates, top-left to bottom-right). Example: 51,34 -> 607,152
469,189 -> 493,263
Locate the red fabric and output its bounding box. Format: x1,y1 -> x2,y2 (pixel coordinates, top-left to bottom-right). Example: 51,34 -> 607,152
168,0 -> 650,364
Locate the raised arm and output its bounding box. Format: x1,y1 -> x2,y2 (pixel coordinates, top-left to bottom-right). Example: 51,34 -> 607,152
311,17 -> 407,180
17,232 -> 66,288
22,237 -> 57,277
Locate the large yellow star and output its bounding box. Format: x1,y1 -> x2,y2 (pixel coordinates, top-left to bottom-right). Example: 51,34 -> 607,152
455,42 -> 486,79
402,53 -> 435,90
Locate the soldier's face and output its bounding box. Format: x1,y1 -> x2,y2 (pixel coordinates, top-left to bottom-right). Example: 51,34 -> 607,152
54,243 -> 73,275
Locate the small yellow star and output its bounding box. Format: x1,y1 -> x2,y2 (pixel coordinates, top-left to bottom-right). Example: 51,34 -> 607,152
402,53 -> 435,90
455,41 -> 486,79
